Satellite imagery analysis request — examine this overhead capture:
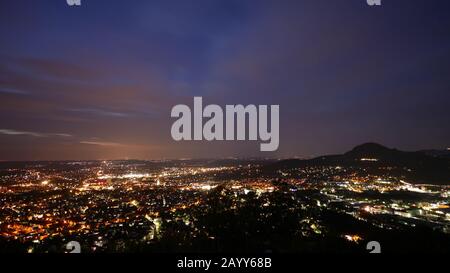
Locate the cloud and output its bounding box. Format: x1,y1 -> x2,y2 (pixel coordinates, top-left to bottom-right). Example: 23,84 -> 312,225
79,141 -> 124,147
0,129 -> 72,138
67,108 -> 131,118
53,133 -> 73,137
0,129 -> 44,137
0,87 -> 29,95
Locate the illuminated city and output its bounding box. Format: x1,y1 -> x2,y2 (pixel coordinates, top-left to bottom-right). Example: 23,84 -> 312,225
1,143 -> 449,253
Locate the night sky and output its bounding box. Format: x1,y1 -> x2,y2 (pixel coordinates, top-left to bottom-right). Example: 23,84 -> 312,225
1,0 -> 449,161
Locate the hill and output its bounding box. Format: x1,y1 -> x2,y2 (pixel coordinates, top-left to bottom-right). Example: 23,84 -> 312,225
266,143 -> 450,185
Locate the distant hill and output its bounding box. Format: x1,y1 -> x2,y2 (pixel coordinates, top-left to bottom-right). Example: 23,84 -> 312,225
266,143 -> 450,185
345,142 -> 402,159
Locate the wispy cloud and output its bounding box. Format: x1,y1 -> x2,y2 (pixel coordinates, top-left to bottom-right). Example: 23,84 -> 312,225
53,133 -> 73,137
0,129 -> 44,137
0,87 -> 29,95
80,141 -> 124,147
0,129 -> 72,138
67,108 -> 130,118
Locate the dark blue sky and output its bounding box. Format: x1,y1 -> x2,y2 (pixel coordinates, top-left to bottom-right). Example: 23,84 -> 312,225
1,0 -> 449,160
